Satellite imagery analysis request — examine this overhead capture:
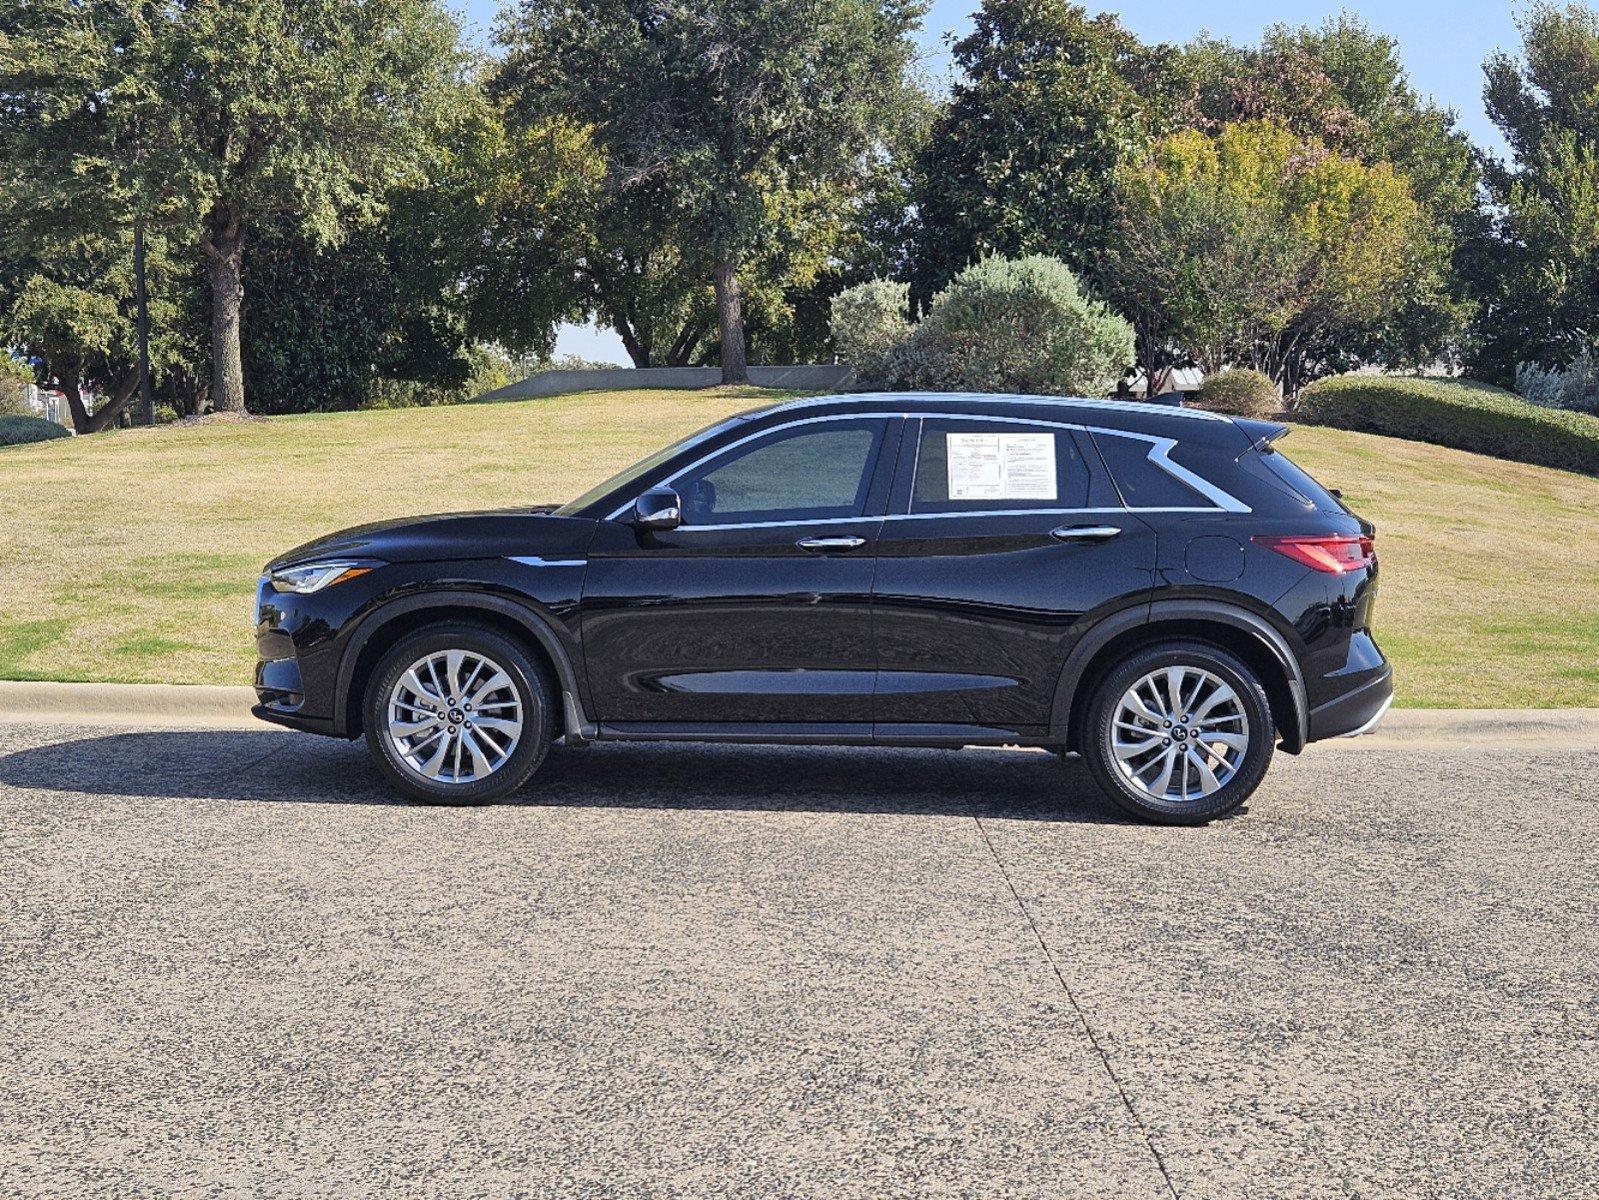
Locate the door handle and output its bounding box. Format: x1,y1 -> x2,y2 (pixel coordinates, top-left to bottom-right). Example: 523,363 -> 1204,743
1050,524 -> 1122,543
796,535 -> 867,552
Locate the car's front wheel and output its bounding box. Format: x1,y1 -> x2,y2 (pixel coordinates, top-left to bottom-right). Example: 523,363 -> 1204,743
363,622 -> 555,805
1081,641 -> 1274,825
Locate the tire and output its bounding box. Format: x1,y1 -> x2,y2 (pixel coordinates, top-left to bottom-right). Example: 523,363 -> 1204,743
1080,641 -> 1274,826
362,622 -> 556,805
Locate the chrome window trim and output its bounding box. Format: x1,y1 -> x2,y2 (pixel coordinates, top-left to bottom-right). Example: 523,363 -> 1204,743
603,409 -> 1250,526
603,412 -> 896,521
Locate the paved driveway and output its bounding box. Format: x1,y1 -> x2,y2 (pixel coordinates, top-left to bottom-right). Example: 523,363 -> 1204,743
0,722 -> 1594,1198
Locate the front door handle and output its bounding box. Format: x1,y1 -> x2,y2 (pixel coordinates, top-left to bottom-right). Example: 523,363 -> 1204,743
1050,524 -> 1122,543
796,535 -> 867,553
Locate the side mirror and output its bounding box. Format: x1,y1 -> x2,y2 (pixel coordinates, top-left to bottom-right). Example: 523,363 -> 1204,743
632,486 -> 682,531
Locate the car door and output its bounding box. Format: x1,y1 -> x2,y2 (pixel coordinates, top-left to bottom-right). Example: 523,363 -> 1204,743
580,415 -> 901,731
870,414 -> 1157,738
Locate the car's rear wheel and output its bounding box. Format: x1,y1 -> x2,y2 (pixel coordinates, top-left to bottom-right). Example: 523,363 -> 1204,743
1081,641 -> 1274,825
363,623 -> 555,805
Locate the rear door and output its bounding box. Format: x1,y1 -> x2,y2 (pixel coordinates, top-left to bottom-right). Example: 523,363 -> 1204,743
870,415 -> 1157,737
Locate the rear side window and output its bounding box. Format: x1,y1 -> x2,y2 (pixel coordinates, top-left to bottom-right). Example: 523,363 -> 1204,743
910,420 -> 1089,513
1257,448 -> 1346,514
1091,432 -> 1212,509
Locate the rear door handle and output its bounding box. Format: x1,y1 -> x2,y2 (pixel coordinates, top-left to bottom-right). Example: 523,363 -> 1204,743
796,535 -> 867,553
1050,524 -> 1122,543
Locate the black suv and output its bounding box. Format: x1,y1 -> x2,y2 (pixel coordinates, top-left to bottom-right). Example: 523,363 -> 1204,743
253,392 -> 1391,824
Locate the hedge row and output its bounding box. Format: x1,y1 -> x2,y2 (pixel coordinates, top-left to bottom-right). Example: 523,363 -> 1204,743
0,415 -> 72,448
1296,374 -> 1599,477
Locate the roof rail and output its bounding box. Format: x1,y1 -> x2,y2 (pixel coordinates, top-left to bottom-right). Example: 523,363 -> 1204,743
764,391 -> 1230,423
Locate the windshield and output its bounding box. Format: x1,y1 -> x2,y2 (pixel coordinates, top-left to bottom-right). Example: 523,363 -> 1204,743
554,412 -> 756,516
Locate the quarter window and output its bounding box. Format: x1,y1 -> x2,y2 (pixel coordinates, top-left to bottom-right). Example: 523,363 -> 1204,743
910,420 -> 1089,513
674,420 -> 887,525
1091,433 -> 1212,509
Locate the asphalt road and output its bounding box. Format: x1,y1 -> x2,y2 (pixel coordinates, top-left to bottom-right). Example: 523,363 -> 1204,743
0,721 -> 1594,1199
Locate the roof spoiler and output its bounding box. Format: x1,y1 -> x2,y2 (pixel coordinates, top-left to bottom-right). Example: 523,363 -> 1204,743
1234,417 -> 1289,450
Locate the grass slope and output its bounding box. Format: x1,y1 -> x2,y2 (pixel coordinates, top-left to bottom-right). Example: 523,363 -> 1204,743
1,387 -> 1595,707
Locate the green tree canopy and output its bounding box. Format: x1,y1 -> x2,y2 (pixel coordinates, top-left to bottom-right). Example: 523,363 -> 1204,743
1473,3 -> 1599,380
495,0 -> 926,382
909,0 -> 1186,302
1111,121 -> 1424,391
2,0 -> 468,414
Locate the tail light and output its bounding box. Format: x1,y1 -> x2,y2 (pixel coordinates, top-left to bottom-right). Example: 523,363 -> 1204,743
1253,534 -> 1375,574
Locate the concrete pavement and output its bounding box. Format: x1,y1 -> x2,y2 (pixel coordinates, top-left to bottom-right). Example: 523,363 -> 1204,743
0,722 -> 1594,1198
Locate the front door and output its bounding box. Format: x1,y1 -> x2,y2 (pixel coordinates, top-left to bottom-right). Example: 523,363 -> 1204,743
871,415 -> 1157,738
580,416 -> 900,731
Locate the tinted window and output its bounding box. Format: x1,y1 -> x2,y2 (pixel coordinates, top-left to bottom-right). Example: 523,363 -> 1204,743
1092,433 -> 1211,509
676,421 -> 885,525
1258,448 -> 1345,514
910,420 -> 1089,513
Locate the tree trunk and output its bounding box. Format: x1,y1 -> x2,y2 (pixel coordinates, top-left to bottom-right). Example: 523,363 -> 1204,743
205,221 -> 247,413
611,313 -> 651,367
713,256 -> 748,384
57,365 -> 91,434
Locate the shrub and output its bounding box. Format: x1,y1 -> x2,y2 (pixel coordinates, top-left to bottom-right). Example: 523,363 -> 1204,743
0,414 -> 71,448
911,255 -> 1133,395
829,279 -> 911,389
1192,368 -> 1280,418
830,256 -> 1134,395
1297,374 -> 1599,476
0,357 -> 32,417
1515,350 -> 1599,415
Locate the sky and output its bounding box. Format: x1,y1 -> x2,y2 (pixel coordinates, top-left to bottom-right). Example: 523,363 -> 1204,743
454,0 -> 1528,365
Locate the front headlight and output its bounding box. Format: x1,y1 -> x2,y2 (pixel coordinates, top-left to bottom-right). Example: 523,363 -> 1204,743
268,559 -> 382,594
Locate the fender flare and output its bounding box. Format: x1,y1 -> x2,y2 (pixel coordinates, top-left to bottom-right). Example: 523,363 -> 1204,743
333,590 -> 589,738
1050,598 -> 1308,752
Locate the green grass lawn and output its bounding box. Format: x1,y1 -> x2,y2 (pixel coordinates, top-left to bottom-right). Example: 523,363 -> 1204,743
2,387 -> 1596,707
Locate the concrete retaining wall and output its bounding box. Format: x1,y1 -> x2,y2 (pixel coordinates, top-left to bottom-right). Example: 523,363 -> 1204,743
474,364 -> 855,403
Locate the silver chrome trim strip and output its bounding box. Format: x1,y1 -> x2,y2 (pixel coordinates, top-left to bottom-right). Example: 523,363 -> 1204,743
508,556 -> 587,567
603,408 -> 1250,525
1341,693 -> 1393,738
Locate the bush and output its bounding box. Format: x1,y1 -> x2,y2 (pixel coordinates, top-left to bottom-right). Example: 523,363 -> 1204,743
1515,350 -> 1599,415
0,357 -> 32,417
911,256 -> 1133,395
0,414 -> 71,448
1192,368 -> 1281,418
1297,374 -> 1599,476
829,279 -> 911,389
830,256 -> 1134,395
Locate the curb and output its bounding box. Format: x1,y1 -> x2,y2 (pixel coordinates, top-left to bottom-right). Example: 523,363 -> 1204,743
2,681 -> 1597,745
0,681 -> 267,728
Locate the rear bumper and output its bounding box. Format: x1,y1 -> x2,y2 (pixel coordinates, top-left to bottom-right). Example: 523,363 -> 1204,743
1305,664 -> 1394,742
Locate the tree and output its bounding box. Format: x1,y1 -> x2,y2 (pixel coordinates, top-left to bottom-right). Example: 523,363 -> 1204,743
0,222 -> 192,433
1472,3 -> 1599,382
2,0 -> 467,413
1110,121 -> 1424,392
908,0 -> 1187,303
495,0 -> 925,383
1180,17 -> 1479,371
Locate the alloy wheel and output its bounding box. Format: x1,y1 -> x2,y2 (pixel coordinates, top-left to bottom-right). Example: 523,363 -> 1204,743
1110,665 -> 1250,805
386,649 -> 524,785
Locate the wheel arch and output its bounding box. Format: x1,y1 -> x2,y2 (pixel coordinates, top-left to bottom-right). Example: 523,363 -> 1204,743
1052,600 -> 1308,754
335,592 -> 590,741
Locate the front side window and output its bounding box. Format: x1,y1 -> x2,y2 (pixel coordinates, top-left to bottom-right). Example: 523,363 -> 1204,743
674,420 -> 887,525
910,419 -> 1089,513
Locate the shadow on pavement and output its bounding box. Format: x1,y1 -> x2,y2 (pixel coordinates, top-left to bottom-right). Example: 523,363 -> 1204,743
0,727 -> 1131,823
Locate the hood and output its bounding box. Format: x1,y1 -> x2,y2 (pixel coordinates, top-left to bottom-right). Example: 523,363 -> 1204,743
265,505 -> 595,571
